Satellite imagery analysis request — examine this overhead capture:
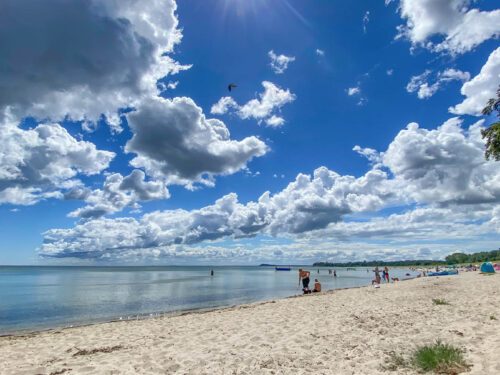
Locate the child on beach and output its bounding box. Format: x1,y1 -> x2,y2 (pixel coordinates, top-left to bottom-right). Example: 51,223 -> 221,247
312,279 -> 322,293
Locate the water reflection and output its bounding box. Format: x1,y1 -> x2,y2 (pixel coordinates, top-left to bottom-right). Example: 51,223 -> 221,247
0,266 -> 417,333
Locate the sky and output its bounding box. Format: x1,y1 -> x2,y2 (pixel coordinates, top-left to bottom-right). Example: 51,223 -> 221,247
0,0 -> 499,265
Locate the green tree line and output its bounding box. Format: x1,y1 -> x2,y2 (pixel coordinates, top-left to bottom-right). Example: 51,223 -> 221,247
312,248 -> 500,267
444,249 -> 500,264
312,260 -> 446,267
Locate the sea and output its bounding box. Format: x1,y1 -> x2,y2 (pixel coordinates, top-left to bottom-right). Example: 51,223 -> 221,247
0,265 -> 417,335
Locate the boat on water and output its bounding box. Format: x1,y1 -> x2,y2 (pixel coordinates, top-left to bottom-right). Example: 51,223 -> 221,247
275,267 -> 291,271
428,270 -> 459,277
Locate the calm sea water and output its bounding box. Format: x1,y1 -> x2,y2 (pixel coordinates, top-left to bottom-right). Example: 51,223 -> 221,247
0,266 -> 416,334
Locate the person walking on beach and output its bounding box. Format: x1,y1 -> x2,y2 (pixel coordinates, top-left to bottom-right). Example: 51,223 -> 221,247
382,268 -> 387,282
298,269 -> 311,292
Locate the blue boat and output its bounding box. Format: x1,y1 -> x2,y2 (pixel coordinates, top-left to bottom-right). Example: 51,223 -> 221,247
428,270 -> 458,277
275,267 -> 291,271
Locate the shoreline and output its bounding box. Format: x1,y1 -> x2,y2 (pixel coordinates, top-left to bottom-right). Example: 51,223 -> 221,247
15,272 -> 500,375
1,265 -> 420,337
2,276 -> 408,338
4,273 -> 496,374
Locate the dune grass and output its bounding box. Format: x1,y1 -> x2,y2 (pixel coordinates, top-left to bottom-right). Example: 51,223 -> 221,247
432,298 -> 450,306
412,341 -> 469,374
383,341 -> 469,374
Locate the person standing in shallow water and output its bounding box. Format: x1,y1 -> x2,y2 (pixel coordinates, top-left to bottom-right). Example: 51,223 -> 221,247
298,269 -> 311,292
384,266 -> 390,283
210,269 -> 214,276
372,266 -> 381,285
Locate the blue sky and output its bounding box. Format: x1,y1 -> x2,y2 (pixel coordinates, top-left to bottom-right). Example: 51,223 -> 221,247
0,0 -> 499,265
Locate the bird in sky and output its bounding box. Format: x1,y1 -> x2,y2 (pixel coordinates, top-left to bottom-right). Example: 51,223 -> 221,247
228,83 -> 237,92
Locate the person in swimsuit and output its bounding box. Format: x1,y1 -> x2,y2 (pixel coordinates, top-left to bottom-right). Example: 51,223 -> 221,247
384,266 -> 390,283
312,279 -> 321,293
372,266 -> 381,285
298,269 -> 311,293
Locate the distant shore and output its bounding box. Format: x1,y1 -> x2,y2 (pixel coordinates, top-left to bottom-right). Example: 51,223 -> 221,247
1,272 -> 499,374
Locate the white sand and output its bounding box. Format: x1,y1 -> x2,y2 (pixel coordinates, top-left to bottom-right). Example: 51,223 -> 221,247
1,272 -> 499,374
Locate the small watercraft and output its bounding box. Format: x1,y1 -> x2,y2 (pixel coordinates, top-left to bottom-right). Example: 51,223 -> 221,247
275,267 -> 291,271
428,270 -> 458,277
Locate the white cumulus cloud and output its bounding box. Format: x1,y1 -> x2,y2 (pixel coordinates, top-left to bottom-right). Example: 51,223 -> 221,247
210,97 -> 238,115
125,97 -> 269,188
406,68 -> 470,99
395,0 -> 500,54
40,117 -> 500,260
40,167 -> 391,258
382,118 -> 500,205
347,87 -> 361,96
238,81 -> 296,122
268,50 -> 295,74
69,170 -> 169,219
0,0 -> 184,132
450,47 -> 500,115
0,119 -> 114,205
211,81 -> 296,127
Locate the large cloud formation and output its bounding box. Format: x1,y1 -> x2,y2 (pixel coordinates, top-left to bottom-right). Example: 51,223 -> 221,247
0,117 -> 114,205
125,97 -> 268,187
40,168 -> 390,258
0,0 -> 182,131
450,47 -> 500,115
395,0 -> 500,54
69,170 -> 169,219
40,118 -> 500,259
0,0 -> 271,210
382,118 -> 499,205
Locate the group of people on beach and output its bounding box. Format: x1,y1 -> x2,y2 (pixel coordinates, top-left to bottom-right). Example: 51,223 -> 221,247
372,266 -> 390,286
297,266 -> 395,294
298,269 -> 322,294
299,268 -> 337,294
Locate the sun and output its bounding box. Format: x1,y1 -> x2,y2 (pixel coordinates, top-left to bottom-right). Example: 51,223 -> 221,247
217,0 -> 310,29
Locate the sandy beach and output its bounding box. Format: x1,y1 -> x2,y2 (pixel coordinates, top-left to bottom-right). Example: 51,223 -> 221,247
1,272 -> 499,375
